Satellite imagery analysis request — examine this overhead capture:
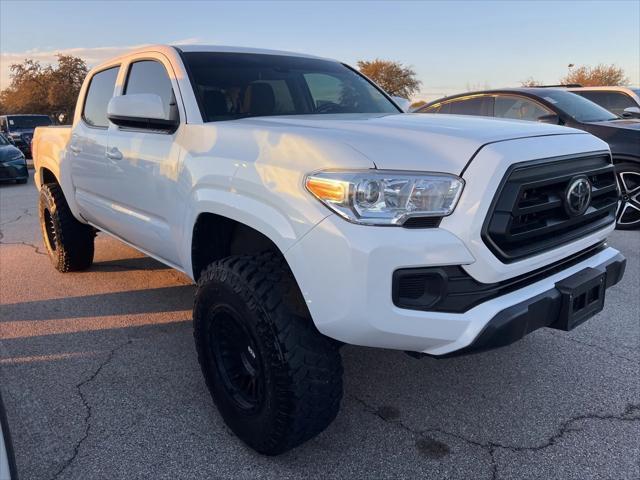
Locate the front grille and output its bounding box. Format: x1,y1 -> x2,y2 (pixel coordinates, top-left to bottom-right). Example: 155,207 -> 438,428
483,153 -> 618,263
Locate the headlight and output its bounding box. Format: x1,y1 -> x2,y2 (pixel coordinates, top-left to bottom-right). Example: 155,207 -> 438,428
305,170 -> 464,226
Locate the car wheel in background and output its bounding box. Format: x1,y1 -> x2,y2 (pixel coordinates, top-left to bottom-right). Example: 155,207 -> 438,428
38,183 -> 95,272
614,162 -> 640,230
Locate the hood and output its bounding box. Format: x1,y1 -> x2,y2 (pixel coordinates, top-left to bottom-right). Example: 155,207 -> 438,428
0,144 -> 25,161
238,113 -> 585,173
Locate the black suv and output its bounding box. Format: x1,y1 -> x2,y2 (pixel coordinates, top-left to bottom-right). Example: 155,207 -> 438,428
0,114 -> 53,158
417,88 -> 640,230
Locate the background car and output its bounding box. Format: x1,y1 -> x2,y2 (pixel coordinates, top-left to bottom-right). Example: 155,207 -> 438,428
1,389 -> 18,480
0,133 -> 28,184
417,88 -> 640,229
568,86 -> 640,118
0,114 -> 52,158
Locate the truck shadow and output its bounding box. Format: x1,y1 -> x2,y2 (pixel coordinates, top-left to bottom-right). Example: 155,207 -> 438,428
0,285 -> 195,323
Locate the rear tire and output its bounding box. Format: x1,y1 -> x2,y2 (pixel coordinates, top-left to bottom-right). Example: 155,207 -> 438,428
193,252 -> 343,455
614,162 -> 640,230
39,183 -> 95,272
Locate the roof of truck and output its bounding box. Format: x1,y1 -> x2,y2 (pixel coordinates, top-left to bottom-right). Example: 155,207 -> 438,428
88,44 -> 336,74
175,44 -> 331,60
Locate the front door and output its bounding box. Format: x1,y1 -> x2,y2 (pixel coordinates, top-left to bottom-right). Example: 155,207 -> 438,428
105,58 -> 184,266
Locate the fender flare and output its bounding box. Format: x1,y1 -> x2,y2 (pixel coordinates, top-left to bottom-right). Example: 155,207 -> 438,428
180,187 -> 318,280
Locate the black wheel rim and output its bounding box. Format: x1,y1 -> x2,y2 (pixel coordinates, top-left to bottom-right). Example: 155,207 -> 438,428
208,305 -> 265,413
616,170 -> 640,227
43,208 -> 57,252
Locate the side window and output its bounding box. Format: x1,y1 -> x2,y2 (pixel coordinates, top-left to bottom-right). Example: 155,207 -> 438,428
575,91 -> 634,116
83,66 -> 119,128
603,92 -> 635,116
125,60 -> 176,118
448,96 -> 494,116
494,96 -> 551,122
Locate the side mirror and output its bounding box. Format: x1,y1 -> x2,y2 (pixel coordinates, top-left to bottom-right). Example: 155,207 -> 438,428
107,94 -> 178,131
391,96 -> 411,112
621,106 -> 640,119
537,113 -> 561,125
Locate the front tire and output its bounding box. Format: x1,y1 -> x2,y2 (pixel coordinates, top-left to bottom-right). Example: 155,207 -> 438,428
614,162 -> 640,230
39,183 -> 95,272
193,252 -> 343,455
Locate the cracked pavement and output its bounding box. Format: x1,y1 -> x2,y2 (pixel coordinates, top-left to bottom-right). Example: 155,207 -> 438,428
1,178 -> 639,479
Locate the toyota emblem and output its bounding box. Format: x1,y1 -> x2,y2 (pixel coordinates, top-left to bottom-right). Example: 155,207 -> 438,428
564,176 -> 592,217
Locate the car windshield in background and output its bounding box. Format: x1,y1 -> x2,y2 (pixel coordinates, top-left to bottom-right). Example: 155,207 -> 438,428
538,90 -> 618,122
7,115 -> 52,129
182,52 -> 399,121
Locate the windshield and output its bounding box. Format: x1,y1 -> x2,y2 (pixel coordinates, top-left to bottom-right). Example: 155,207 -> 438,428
182,52 -> 399,121
538,90 -> 618,122
7,115 -> 52,129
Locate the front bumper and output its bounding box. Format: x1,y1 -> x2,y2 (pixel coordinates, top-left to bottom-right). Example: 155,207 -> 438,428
285,214 -> 625,356
0,163 -> 28,182
436,252 -> 625,357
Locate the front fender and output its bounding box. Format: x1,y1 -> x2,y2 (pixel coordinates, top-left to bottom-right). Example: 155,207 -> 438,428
180,187 -> 331,279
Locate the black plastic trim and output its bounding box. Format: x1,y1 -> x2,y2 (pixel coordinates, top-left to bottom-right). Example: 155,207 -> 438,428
434,252 -> 626,358
393,242 -> 606,313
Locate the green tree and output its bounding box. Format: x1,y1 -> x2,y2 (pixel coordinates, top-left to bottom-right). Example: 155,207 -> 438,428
357,59 -> 422,98
561,64 -> 628,86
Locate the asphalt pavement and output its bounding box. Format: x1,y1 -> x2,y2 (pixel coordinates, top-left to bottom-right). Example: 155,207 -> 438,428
1,176 -> 638,480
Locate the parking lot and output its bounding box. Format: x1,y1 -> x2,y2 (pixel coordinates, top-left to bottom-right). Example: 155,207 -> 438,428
0,177 -> 638,480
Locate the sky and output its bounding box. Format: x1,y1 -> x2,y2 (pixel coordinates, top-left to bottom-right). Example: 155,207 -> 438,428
1,0 -> 639,101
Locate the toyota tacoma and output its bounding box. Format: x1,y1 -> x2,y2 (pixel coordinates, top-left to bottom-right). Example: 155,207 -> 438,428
32,45 -> 626,455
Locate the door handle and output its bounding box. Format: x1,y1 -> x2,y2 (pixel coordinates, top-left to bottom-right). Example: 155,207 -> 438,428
69,145 -> 81,154
106,148 -> 123,161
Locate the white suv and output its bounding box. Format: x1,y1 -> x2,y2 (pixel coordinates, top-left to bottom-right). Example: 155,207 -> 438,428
32,45 -> 626,455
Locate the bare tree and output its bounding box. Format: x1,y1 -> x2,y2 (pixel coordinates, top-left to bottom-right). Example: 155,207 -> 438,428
520,77 -> 542,87
357,59 -> 421,98
561,64 -> 628,86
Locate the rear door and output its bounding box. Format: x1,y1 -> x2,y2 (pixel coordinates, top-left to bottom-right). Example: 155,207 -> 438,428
70,65 -> 121,226
105,55 -> 185,266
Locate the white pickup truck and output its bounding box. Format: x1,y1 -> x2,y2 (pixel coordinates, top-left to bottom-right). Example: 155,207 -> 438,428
32,45 -> 626,455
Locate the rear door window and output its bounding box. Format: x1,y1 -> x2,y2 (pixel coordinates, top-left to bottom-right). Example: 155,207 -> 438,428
83,67 -> 119,128
445,96 -> 494,116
